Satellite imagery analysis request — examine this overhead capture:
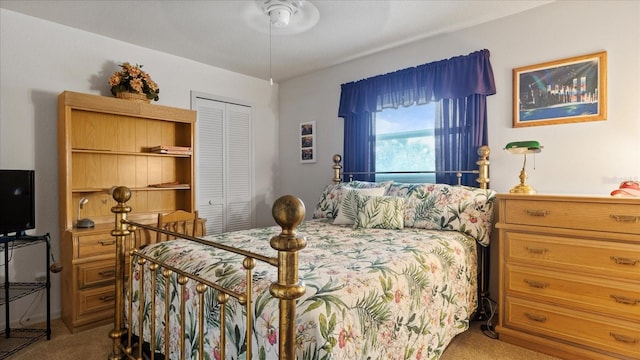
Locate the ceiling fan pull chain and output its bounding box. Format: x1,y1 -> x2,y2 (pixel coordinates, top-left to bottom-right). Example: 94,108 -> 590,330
269,21 -> 273,85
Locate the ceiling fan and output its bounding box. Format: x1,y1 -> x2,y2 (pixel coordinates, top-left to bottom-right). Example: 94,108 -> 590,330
243,0 -> 320,35
242,0 -> 320,84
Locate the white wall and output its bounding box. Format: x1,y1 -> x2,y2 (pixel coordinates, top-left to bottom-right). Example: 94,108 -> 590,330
0,9 -> 279,327
278,0 -> 640,213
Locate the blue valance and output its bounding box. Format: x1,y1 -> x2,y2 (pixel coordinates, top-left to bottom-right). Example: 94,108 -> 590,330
338,49 -> 496,117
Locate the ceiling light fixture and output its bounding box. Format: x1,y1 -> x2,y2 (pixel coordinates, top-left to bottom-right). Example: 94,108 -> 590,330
257,0 -> 318,85
263,0 -> 301,28
263,1 -> 302,85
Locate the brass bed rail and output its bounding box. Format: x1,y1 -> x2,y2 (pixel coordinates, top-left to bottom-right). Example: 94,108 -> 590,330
332,145 -> 491,189
108,186 -> 306,360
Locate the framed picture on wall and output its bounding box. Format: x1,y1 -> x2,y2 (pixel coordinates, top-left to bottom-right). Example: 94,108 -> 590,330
300,121 -> 316,163
513,51 -> 607,127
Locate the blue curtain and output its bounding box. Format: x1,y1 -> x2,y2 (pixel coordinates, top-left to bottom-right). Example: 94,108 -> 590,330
436,94 -> 489,185
342,112 -> 376,182
338,49 -> 496,185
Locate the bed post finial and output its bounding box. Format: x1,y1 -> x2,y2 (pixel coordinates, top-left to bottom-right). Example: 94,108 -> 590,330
269,195 -> 307,360
476,146 -> 490,189
271,194 -> 305,232
109,186 -> 132,360
332,154 -> 342,184
111,185 -> 132,205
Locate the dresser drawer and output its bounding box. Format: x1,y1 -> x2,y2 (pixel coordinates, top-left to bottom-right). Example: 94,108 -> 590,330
504,231 -> 640,280
77,259 -> 120,289
76,284 -> 115,318
75,233 -> 117,259
506,264 -> 640,321
504,199 -> 640,235
504,297 -> 640,359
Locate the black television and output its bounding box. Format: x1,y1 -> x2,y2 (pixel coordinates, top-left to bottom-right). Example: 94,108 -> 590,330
0,169 -> 35,235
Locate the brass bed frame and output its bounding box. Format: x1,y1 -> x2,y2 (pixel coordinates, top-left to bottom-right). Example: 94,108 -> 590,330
108,189 -> 307,360
108,146 -> 491,360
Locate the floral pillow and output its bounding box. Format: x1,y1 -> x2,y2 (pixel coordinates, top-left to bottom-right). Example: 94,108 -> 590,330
333,187 -> 387,225
353,195 -> 405,230
312,181 -> 392,219
389,182 -> 496,246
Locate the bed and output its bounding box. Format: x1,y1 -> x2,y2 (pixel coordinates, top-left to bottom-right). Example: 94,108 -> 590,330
108,146 -> 495,360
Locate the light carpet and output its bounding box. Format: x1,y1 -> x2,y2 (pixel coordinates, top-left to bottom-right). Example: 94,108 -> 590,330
5,319 -> 560,360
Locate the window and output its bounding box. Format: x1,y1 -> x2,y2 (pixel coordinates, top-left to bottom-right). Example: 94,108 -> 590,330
374,103 -> 437,183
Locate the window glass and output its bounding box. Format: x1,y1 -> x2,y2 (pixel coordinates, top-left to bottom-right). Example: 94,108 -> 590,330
375,103 -> 436,183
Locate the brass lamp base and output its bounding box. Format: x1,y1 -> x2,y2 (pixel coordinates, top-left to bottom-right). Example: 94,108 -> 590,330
509,183 -> 536,194
509,169 -> 536,194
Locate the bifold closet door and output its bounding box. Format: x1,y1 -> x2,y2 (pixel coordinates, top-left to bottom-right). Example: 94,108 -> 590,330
195,97 -> 252,235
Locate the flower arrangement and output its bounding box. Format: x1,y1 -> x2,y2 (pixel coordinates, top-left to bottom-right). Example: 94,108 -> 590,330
109,62 -> 159,101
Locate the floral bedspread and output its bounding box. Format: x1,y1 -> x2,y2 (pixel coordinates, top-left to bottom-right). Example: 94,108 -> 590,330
129,219 -> 478,360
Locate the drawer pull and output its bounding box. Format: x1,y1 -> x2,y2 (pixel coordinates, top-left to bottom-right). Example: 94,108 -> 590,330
98,270 -> 116,278
99,295 -> 115,302
610,256 -> 639,266
524,279 -> 549,289
610,214 -> 639,223
525,209 -> 550,217
98,240 -> 116,246
610,294 -> 640,305
524,313 -> 547,322
609,332 -> 639,344
525,246 -> 548,255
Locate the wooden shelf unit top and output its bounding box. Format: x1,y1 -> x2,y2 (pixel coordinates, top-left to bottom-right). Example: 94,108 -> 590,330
58,90 -> 196,230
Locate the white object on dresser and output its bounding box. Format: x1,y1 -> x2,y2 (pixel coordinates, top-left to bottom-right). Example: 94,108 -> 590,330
496,194 -> 640,360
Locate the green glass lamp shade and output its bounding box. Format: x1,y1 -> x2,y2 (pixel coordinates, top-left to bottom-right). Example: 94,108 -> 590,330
504,140 -> 543,154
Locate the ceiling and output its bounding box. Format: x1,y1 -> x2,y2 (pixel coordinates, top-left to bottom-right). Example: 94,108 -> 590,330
1,0 -> 552,82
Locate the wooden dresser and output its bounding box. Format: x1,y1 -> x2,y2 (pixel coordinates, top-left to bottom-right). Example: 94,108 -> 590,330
58,91 -> 196,332
495,194 -> 640,360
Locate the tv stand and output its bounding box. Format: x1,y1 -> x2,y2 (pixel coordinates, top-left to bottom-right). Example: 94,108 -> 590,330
0,233 -> 51,358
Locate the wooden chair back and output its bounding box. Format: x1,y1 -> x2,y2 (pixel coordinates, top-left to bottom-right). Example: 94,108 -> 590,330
156,210 -> 203,242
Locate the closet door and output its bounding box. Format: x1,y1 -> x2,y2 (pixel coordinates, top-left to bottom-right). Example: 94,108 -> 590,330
195,98 -> 225,234
195,97 -> 252,235
225,104 -> 252,232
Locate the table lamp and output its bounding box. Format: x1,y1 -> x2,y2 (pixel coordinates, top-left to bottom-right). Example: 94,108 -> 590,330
76,197 -> 95,228
505,140 -> 543,194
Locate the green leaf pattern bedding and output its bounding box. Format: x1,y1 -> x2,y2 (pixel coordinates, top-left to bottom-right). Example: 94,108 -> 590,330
129,219 -> 479,360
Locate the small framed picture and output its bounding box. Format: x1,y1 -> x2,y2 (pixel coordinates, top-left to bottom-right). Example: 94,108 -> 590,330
300,121 -> 316,163
513,51 -> 607,127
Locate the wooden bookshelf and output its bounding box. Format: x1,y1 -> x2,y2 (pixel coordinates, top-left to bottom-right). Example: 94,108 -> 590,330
57,91 -> 196,332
